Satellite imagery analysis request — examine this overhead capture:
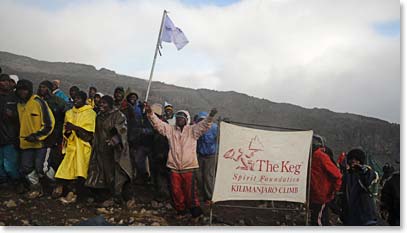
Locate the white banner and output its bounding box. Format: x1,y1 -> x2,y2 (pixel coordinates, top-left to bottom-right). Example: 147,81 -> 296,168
212,122 -> 313,204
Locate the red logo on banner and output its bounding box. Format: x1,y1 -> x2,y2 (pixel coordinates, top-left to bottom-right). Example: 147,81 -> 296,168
223,136 -> 264,171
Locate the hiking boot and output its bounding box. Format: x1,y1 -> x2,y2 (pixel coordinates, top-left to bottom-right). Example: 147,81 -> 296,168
52,185 -> 63,198
59,192 -> 77,204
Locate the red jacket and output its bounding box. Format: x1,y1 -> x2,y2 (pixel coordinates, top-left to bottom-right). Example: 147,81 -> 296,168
310,148 -> 342,204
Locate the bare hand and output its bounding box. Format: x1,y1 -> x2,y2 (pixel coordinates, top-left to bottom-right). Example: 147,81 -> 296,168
144,102 -> 152,114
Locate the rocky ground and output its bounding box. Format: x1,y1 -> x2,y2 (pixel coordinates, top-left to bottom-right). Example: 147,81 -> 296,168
0,182 -> 385,226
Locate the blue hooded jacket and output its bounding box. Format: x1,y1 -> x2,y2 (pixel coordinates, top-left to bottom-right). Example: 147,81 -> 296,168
197,112 -> 218,156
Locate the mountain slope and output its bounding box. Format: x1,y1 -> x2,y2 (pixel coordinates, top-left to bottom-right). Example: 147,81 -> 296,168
0,51 -> 400,166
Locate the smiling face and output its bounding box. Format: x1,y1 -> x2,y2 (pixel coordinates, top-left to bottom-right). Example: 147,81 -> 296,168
127,94 -> 138,105
99,98 -> 111,113
73,95 -> 85,108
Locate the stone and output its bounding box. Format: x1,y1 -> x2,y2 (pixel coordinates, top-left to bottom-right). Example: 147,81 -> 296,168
21,219 -> 30,225
4,200 -> 17,208
87,197 -> 95,204
140,208 -> 146,214
102,199 -> 114,207
128,217 -> 135,224
126,199 -> 136,209
165,203 -> 172,209
238,219 -> 245,225
0,222 -> 5,226
96,208 -> 110,215
68,219 -> 80,224
137,223 -> 145,226
151,222 -> 160,226
151,200 -> 159,209
118,219 -> 124,225
132,210 -> 138,214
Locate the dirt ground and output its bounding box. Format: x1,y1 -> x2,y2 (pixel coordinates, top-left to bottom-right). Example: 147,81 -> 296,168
0,181 -> 386,226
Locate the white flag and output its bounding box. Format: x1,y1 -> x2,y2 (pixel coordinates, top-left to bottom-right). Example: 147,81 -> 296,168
160,14 -> 189,50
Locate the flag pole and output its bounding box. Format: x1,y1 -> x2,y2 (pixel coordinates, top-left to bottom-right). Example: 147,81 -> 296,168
145,10 -> 167,102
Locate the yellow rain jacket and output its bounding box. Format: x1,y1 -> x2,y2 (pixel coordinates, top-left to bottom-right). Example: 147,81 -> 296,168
17,95 -> 55,149
55,105 -> 96,180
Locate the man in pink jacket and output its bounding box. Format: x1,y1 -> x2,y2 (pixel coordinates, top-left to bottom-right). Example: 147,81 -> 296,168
145,102 -> 217,219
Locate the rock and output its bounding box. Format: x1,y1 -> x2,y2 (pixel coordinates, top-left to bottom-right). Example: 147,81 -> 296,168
102,199 -> 114,207
18,199 -> 24,203
68,219 -> 80,224
21,219 -> 30,226
96,208 -> 110,215
126,199 -> 136,209
137,223 -> 146,226
0,222 -> 5,226
238,219 -> 245,225
108,217 -> 115,223
118,219 -> 124,225
151,201 -> 159,209
276,221 -> 280,225
140,208 -> 146,214
87,197 -> 94,204
132,210 -> 138,214
152,210 -> 159,215
151,222 -> 160,226
165,203 -> 172,209
4,200 -> 17,208
128,217 -> 135,224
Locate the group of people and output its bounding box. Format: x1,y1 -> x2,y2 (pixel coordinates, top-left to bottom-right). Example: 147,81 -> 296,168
0,71 -> 219,219
0,67 -> 399,225
309,135 -> 400,226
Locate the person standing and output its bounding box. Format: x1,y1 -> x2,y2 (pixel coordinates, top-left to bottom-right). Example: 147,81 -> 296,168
340,148 -> 379,226
145,102 -> 217,219
51,80 -> 69,103
54,91 -> 96,202
196,111 -> 218,204
37,80 -> 67,183
122,89 -> 153,184
309,136 -> 342,226
87,86 -> 97,108
0,74 -> 22,190
85,95 -> 133,202
16,79 -> 55,198
163,102 -> 176,126
380,170 -> 400,226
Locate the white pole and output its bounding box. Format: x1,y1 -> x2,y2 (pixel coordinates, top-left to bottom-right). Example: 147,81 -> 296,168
145,10 -> 167,102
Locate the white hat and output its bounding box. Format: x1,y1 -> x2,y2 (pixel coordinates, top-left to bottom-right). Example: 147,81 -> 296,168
9,75 -> 19,83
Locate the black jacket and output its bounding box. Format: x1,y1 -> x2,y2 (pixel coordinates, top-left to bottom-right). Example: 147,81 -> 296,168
341,165 -> 379,225
380,172 -> 400,226
0,92 -> 19,146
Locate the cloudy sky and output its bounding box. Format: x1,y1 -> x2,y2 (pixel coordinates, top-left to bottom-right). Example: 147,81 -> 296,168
0,0 -> 400,123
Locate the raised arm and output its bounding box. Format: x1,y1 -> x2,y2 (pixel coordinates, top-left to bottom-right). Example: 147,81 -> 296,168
192,108 -> 218,140
144,102 -> 172,137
